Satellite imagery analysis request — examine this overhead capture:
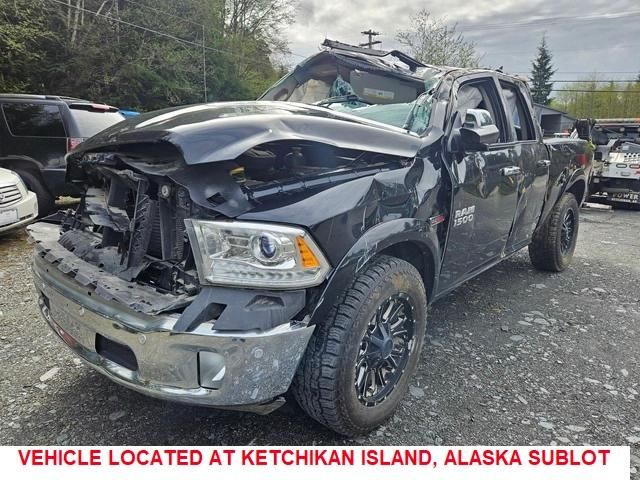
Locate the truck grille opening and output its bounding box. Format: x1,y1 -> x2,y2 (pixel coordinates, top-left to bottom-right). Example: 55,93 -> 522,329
95,334 -> 138,371
57,159 -> 200,298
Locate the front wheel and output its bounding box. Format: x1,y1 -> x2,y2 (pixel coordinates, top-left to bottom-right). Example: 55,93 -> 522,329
529,192 -> 580,272
292,255 -> 427,436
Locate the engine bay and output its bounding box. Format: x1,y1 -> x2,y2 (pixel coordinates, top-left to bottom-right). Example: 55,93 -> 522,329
56,139 -> 407,297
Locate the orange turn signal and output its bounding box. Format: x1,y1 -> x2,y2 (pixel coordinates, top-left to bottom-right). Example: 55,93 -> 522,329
296,236 -> 321,268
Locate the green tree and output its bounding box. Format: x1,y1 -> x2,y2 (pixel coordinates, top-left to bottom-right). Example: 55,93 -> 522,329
0,0 -> 295,110
530,35 -> 555,105
0,0 -> 62,92
396,10 -> 480,68
551,76 -> 640,118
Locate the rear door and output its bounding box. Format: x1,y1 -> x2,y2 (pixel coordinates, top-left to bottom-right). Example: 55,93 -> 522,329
0,101 -> 67,169
438,76 -> 521,290
499,80 -> 550,250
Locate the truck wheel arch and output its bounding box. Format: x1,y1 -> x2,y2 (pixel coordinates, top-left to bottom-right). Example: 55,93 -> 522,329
566,178 -> 587,205
308,219 -> 440,326
540,170 -> 587,227
378,241 -> 436,301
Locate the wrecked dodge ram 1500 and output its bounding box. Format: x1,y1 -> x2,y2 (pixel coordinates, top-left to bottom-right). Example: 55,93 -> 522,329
29,41 -> 592,436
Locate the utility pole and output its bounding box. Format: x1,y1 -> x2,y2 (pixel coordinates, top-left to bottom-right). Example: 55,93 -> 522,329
360,29 -> 381,49
202,24 -> 208,103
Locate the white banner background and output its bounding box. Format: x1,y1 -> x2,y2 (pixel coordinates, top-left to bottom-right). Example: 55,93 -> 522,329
4,446 -> 630,480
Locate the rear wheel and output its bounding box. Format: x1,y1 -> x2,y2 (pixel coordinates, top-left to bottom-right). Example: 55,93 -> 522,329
292,255 -> 428,436
14,169 -> 54,216
529,192 -> 579,272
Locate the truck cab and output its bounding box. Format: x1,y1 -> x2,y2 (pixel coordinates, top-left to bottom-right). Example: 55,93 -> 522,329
28,42 -> 591,437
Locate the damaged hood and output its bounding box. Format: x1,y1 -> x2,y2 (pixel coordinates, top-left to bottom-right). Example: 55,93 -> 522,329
71,101 -> 423,164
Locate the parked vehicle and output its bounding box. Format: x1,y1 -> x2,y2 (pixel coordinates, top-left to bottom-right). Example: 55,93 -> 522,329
0,94 -> 125,214
118,109 -> 140,118
576,118 -> 640,208
0,167 -> 37,233
28,41 -> 592,436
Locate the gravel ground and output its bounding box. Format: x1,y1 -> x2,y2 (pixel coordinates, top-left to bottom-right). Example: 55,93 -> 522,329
0,206 -> 638,467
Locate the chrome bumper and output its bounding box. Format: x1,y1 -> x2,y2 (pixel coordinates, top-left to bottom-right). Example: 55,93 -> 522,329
32,254 -> 314,410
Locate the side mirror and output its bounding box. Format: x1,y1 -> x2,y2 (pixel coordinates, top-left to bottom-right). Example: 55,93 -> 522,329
457,109 -> 500,151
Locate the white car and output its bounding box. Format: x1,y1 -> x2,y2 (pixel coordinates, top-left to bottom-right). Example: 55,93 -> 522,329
0,168 -> 38,233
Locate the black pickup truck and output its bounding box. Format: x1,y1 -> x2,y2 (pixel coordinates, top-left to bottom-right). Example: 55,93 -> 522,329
28,42 -> 591,436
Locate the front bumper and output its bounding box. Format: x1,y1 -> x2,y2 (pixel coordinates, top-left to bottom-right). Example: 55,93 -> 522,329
0,191 -> 37,233
32,252 -> 315,410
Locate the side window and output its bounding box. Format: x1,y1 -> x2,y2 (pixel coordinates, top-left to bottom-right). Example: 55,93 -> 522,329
2,103 -> 66,137
455,80 -> 507,143
500,83 -> 535,141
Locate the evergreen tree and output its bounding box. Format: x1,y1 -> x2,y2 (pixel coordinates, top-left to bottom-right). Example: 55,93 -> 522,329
530,35 -> 555,105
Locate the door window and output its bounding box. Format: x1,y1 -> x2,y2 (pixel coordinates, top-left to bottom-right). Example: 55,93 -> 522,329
500,83 -> 535,141
455,80 -> 507,144
2,103 -> 66,137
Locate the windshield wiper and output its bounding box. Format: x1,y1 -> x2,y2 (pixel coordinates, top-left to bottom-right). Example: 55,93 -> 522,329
315,94 -> 372,107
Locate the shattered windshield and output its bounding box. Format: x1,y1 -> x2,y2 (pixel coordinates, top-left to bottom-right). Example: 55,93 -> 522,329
324,73 -> 437,135
330,95 -> 433,135
262,54 -> 442,135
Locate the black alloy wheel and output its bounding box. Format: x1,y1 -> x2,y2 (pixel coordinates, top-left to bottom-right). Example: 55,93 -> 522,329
355,293 -> 416,406
560,209 -> 575,254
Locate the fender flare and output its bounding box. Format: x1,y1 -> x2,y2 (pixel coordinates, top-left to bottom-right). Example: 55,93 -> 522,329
562,169 -> 588,204
0,155 -> 43,173
539,167 -> 587,226
308,218 -> 441,325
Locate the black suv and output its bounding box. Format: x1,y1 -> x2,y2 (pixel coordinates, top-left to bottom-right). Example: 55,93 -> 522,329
0,94 -> 124,214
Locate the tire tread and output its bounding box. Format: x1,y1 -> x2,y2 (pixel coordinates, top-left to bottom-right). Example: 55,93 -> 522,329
529,192 -> 579,272
292,255 -> 425,436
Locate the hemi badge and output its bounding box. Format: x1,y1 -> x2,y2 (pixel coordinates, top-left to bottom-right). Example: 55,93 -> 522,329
429,214 -> 446,227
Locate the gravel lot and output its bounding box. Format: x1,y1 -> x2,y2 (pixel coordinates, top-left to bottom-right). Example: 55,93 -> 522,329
0,206 -> 638,466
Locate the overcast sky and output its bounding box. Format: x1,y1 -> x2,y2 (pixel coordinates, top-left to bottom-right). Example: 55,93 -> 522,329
284,0 -> 640,82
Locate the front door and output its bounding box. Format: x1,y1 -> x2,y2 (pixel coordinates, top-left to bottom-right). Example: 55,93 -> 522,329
499,80 -> 550,250
438,78 -> 520,290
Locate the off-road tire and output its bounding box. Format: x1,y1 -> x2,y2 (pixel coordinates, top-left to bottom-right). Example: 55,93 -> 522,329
292,255 -> 428,436
529,192 -> 579,272
15,169 -> 54,216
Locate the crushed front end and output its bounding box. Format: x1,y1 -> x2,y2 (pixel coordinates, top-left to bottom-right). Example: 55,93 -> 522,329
28,98 -> 420,412
28,143 -> 328,412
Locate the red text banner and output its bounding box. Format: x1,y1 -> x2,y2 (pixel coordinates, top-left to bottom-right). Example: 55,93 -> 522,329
6,446 -> 630,479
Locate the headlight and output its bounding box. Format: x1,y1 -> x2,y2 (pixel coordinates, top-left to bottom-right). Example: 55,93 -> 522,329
184,220 -> 331,289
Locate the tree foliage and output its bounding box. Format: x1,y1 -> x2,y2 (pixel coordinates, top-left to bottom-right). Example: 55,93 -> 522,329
530,35 -> 555,105
0,0 -> 295,110
396,10 -> 480,68
551,78 -> 640,118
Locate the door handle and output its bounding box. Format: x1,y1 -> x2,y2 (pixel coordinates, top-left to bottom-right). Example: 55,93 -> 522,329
537,159 -> 551,168
500,166 -> 522,177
